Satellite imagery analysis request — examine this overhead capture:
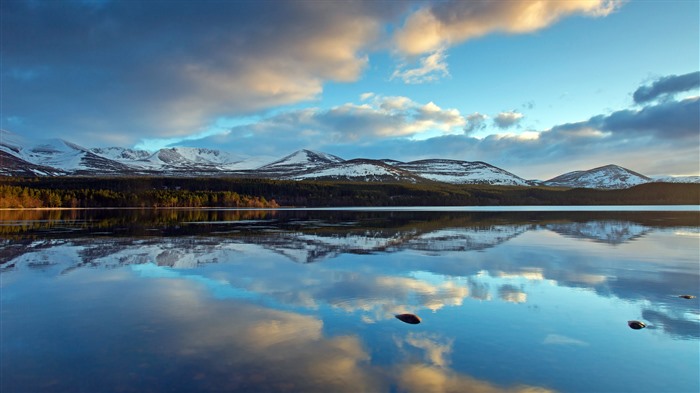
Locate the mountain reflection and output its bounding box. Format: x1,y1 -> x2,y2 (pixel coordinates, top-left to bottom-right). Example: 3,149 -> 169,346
545,220 -> 649,244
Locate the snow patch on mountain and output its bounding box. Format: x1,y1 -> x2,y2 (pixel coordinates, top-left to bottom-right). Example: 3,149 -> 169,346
20,138 -> 93,171
91,147 -> 152,161
652,175 -> 700,184
290,159 -> 424,183
1,130 -> 696,186
260,149 -> 344,170
544,164 -> 651,189
0,129 -> 27,154
397,159 -> 530,186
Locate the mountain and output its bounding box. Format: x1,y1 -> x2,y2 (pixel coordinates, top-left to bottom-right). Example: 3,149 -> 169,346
1,133 -> 135,175
544,164 -> 651,189
0,150 -> 67,176
91,147 -> 152,161
651,175 -> 700,184
255,149 -> 345,177
395,159 -> 531,186
1,130 -> 696,188
289,158 -> 427,183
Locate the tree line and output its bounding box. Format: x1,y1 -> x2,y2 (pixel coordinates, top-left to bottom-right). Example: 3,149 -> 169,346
1,176 -> 698,208
0,184 -> 278,209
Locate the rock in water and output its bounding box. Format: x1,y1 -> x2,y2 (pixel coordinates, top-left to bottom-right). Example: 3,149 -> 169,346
679,295 -> 696,299
395,313 -> 421,324
628,320 -> 646,330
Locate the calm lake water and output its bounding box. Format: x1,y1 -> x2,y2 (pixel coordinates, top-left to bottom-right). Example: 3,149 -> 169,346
1,208 -> 699,393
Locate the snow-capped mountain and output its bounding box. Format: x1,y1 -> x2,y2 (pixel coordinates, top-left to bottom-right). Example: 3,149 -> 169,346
256,149 -> 345,177
651,175 -> 700,184
544,164 -> 651,189
91,147 -> 152,161
1,130 -> 696,188
0,132 -> 134,174
396,159 -> 531,186
289,159 -> 426,183
0,150 -> 67,176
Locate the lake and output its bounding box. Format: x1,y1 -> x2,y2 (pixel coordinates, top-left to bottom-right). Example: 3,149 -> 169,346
1,207 -> 699,393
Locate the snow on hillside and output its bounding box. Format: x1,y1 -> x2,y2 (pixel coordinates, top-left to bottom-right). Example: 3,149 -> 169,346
0,129 -> 27,154
291,160 -> 422,183
220,155 -> 277,171
91,147 -> 152,161
1,130 -> 696,185
21,138 -> 91,171
260,149 -> 344,170
651,175 -> 700,184
397,159 -> 530,186
163,147 -> 244,165
545,164 -> 650,189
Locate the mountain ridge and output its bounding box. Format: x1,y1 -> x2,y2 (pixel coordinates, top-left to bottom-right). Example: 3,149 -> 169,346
1,130 -> 697,189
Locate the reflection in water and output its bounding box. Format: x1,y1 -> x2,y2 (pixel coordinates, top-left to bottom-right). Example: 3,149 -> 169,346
1,209 -> 698,393
545,220 -> 649,244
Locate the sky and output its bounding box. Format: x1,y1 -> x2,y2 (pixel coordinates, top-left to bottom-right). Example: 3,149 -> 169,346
1,0 -> 699,179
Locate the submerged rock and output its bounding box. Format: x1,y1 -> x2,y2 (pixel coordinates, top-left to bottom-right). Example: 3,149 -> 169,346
628,320 -> 646,330
395,313 -> 421,324
678,295 -> 696,299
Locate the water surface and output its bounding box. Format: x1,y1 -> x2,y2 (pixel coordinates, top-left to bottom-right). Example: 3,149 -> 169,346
2,208 -> 699,392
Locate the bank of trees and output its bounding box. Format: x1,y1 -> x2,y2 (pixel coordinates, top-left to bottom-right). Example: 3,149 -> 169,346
1,177 -> 697,208
0,184 -> 278,209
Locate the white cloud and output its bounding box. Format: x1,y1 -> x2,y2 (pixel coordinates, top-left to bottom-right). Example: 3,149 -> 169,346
394,0 -> 622,56
493,111 -> 525,128
391,0 -> 621,84
210,95 -> 467,153
391,48 -> 450,84
360,92 -> 376,101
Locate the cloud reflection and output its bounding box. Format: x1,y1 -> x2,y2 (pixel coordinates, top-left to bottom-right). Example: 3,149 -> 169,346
396,364 -> 554,393
499,284 -> 528,304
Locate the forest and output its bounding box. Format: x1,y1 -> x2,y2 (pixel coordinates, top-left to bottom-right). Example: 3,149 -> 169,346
0,176 -> 698,208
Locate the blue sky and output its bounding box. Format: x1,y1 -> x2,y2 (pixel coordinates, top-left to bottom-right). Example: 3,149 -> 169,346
2,0 -> 699,179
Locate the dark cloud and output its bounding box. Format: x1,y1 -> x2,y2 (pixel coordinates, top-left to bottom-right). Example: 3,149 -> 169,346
1,0 -> 411,145
552,96 -> 700,140
633,71 -> 700,104
463,112 -> 488,134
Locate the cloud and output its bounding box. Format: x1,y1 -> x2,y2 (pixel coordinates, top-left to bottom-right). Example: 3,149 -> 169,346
464,113 -> 489,134
633,71 -> 700,104
1,0 -> 410,144
498,284 -> 528,303
394,0 -> 621,56
390,0 -> 621,84
391,48 -> 450,84
401,333 -> 454,368
552,96 -> 700,140
169,72 -> 699,178
396,364 -> 555,393
191,95 -> 466,155
493,111 -> 524,129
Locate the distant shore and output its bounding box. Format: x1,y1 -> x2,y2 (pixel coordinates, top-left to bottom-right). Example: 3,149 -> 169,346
1,177 -> 699,209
